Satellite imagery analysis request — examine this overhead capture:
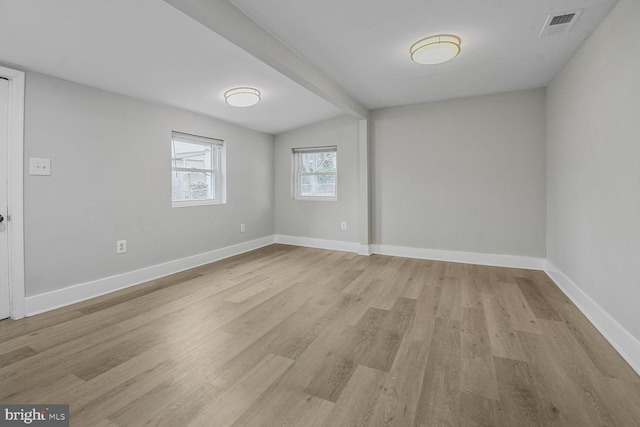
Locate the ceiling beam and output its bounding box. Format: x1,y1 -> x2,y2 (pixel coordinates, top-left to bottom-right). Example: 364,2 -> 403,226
163,0 -> 370,120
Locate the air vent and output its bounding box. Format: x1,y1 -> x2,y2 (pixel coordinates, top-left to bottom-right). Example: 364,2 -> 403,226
550,13 -> 575,26
539,10 -> 582,37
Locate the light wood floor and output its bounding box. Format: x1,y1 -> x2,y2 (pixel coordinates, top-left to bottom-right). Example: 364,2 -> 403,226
1,245 -> 639,426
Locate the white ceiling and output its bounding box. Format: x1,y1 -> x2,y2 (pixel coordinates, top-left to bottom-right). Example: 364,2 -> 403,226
0,0 -> 343,134
0,0 -> 618,134
230,0 -> 618,109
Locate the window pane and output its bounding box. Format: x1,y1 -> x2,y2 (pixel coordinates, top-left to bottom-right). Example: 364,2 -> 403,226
292,147 -> 337,200
299,174 -> 336,197
171,134 -> 220,204
172,171 -> 214,201
300,152 -> 336,174
172,140 -> 213,170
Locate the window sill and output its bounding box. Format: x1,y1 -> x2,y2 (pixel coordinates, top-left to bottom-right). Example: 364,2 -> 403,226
172,199 -> 225,208
293,196 -> 338,202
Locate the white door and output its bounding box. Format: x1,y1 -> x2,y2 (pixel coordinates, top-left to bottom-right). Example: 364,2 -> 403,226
0,77 -> 9,320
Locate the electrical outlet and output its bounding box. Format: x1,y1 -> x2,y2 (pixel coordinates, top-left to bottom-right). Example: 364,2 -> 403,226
29,157 -> 51,176
240,223 -> 245,233
340,221 -> 347,230
116,240 -> 127,254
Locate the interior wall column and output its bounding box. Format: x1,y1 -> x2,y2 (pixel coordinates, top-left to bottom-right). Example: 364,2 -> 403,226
357,118 -> 370,255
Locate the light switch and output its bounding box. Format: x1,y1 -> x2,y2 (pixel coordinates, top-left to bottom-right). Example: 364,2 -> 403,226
30,158 -> 51,176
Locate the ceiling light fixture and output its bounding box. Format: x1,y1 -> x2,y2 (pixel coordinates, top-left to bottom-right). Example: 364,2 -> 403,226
410,34 -> 461,65
224,87 -> 261,107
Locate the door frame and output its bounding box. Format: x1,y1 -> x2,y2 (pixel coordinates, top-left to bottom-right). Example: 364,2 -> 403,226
0,65 -> 25,319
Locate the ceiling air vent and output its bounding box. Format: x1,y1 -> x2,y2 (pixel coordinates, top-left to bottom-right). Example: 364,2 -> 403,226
539,10 -> 582,37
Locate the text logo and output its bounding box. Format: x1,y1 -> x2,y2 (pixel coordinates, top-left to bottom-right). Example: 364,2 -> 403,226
0,405 -> 69,426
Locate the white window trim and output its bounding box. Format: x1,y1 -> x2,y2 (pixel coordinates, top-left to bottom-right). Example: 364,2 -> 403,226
1,66 -> 26,319
171,131 -> 226,207
292,146 -> 338,201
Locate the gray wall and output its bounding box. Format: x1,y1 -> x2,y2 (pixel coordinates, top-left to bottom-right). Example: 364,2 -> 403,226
371,89 -> 547,257
547,0 -> 640,339
24,72 -> 274,296
274,115 -> 359,242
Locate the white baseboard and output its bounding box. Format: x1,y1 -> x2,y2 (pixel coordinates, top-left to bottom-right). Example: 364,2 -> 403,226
25,236 -> 275,316
545,262 -> 640,376
370,244 -> 546,270
358,244 -> 371,256
25,238 -> 542,317
274,235 -> 360,253
22,235 -> 640,378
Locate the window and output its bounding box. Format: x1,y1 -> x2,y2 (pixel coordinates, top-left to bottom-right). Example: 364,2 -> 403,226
171,131 -> 225,206
292,146 -> 337,200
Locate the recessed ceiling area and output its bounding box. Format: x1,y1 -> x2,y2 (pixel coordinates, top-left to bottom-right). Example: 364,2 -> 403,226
0,0 -> 619,133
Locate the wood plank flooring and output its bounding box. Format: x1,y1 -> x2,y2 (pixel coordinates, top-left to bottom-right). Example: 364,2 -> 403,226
1,244 -> 639,426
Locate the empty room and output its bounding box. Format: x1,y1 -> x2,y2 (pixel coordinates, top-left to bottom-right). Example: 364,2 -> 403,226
1,0 -> 639,426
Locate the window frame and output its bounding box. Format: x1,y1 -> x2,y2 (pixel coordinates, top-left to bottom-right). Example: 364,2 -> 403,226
292,146 -> 338,201
171,131 -> 225,207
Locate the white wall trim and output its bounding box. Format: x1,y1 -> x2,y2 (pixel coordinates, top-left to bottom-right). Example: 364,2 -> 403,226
371,244 -> 546,270
25,236 -> 275,316
0,65 -> 26,319
274,234 -> 360,253
19,234 -> 640,377
358,244 -> 371,256
545,261 -> 640,376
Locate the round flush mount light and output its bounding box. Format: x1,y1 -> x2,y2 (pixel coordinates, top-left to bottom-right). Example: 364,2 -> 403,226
224,87 -> 261,107
410,34 -> 461,65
